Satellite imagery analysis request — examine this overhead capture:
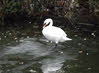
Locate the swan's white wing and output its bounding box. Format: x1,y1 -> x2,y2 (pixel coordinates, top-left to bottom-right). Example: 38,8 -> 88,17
48,26 -> 67,37
42,26 -> 69,42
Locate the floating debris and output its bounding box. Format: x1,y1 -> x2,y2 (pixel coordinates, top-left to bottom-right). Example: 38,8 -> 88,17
59,51 -> 63,54
78,50 -> 84,54
88,67 -> 92,70
7,43 -> 11,45
74,35 -> 78,37
7,69 -> 10,72
16,40 -> 18,42
84,38 -> 87,40
14,37 -> 17,40
86,52 -> 89,55
27,36 -> 30,38
78,43 -> 82,46
9,33 -> 12,35
19,39 -> 24,42
2,33 -> 4,35
29,22 -> 31,24
19,62 -> 24,65
4,36 -> 6,38
66,65 -> 72,68
30,69 -> 36,73
91,33 -> 95,37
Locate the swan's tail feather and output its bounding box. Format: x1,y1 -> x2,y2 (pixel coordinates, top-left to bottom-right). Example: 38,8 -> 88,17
65,37 -> 72,41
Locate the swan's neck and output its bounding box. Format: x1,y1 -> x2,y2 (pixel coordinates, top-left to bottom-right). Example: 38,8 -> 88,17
49,19 -> 53,26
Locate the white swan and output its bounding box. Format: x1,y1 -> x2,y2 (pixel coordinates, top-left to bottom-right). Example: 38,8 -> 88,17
42,18 -> 72,45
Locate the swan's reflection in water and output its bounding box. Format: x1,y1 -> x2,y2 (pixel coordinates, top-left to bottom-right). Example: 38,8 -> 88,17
2,37 -> 75,73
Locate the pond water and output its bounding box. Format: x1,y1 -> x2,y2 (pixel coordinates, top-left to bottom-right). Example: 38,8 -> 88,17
0,27 -> 99,73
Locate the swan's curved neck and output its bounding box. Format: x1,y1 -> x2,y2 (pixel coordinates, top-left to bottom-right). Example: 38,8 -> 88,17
49,19 -> 53,26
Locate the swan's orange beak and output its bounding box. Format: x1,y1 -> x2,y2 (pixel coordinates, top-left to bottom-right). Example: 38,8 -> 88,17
43,24 -> 46,29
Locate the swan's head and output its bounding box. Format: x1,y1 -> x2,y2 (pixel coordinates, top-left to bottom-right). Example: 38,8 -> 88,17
43,18 -> 53,29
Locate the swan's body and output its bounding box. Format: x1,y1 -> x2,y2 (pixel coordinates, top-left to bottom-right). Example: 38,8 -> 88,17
42,18 -> 72,44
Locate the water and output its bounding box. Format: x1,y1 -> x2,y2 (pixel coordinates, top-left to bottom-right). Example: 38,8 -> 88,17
0,27 -> 99,73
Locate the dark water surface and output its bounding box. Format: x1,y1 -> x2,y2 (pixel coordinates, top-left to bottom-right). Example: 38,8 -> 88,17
0,27 -> 99,73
